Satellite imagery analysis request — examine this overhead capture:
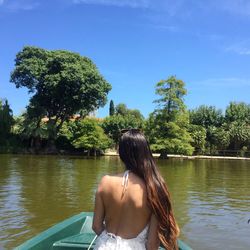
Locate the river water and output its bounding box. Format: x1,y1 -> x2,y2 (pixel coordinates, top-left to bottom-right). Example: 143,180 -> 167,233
0,154 -> 249,249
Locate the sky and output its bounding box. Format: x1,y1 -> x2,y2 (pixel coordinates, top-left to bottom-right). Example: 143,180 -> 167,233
0,0 -> 250,118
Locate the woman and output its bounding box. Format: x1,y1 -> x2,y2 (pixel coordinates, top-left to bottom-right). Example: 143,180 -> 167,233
92,129 -> 179,250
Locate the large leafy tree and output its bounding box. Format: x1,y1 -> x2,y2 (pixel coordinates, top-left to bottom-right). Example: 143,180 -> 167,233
147,76 -> 193,157
189,124 -> 206,154
102,113 -> 144,148
13,112 -> 49,149
10,46 -> 111,142
189,103 -> 250,154
115,103 -> 144,121
225,102 -> 250,123
115,103 -> 129,116
189,105 -> 224,153
154,76 -> 187,121
228,122 -> 250,150
213,127 -> 230,150
204,126 -> 230,154
102,103 -> 144,147
224,102 -> 250,151
189,105 -> 223,128
59,118 -> 112,155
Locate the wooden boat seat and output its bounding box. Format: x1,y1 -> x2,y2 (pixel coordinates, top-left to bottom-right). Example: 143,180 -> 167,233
53,215 -> 96,249
53,232 -> 96,249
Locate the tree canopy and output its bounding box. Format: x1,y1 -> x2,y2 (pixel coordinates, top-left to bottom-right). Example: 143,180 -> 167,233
59,118 -> 111,155
154,76 -> 187,121
115,103 -> 144,120
102,113 -> 144,147
10,46 -> 111,141
225,102 -> 250,123
147,76 -> 193,157
189,105 -> 223,128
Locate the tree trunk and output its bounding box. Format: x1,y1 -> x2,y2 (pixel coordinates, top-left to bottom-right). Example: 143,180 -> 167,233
45,139 -> 58,154
159,151 -> 169,159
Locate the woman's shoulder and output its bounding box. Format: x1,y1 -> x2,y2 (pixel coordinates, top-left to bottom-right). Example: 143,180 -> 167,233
100,172 -> 123,181
98,173 -> 123,190
98,172 -> 146,193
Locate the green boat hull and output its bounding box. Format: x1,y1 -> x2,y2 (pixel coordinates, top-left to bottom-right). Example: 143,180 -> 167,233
15,212 -> 192,250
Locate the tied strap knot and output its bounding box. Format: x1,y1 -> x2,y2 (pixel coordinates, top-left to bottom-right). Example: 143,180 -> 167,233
107,232 -> 118,239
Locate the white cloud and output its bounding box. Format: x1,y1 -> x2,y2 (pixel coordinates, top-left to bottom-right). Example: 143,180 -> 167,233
71,0 -> 195,15
0,0 -> 39,11
70,0 -> 250,16
225,40 -> 250,55
72,0 -> 150,8
151,24 -> 180,32
1,0 -> 247,16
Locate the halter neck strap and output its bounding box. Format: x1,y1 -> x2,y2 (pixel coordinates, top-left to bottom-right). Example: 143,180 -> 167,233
122,170 -> 130,192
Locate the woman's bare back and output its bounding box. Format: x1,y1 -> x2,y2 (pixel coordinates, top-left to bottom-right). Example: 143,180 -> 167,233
97,171 -> 151,239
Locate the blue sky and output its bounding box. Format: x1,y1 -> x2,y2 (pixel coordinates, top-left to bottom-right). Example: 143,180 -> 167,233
0,0 -> 250,118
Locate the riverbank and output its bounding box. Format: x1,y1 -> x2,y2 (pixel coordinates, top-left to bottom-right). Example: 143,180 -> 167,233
1,147 -> 250,160
104,151 -> 250,160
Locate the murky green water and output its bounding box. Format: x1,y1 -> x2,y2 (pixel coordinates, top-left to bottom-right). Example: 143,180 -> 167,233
0,154 -> 249,249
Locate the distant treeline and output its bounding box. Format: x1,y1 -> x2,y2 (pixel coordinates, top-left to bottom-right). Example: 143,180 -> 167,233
1,46 -> 250,157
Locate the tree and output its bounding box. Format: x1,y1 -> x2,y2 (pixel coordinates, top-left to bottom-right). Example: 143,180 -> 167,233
102,114 -> 144,147
228,121 -> 250,150
154,76 -> 187,122
59,118 -> 112,155
189,105 -> 224,154
0,99 -> 14,143
225,102 -> 250,123
115,103 -> 129,116
224,102 -> 250,152
189,125 -> 206,154
115,103 -> 144,120
204,126 -> 230,154
148,76 -> 193,157
189,105 -> 223,128
128,109 -> 144,121
109,100 -> 115,116
10,46 -> 111,145
102,102 -> 145,147
13,112 -> 49,150
144,112 -> 159,145
213,127 -> 230,151
148,112 -> 194,157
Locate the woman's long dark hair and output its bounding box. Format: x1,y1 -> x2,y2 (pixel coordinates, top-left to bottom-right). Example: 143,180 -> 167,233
119,129 -> 179,250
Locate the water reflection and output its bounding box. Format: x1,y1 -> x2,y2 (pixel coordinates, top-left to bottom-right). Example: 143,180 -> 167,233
0,155 -> 250,249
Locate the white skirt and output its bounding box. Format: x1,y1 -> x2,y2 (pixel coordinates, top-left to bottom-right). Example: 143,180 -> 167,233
94,228 -> 148,250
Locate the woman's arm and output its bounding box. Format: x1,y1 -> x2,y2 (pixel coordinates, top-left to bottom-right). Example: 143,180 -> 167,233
92,177 -> 106,235
146,214 -> 160,250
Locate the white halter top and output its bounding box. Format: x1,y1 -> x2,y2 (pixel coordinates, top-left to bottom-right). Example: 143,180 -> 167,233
93,171 -> 148,250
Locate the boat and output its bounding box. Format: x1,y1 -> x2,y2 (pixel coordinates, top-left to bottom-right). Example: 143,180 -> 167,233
15,212 -> 192,250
